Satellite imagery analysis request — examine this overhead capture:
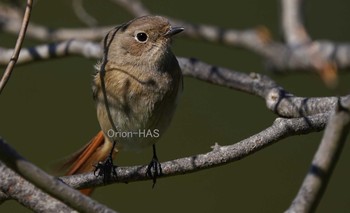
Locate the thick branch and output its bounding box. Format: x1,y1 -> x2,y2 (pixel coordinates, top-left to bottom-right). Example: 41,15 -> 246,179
179,57 -> 348,117
60,114 -> 328,190
286,96 -> 350,213
0,138 -> 118,213
0,162 -> 73,212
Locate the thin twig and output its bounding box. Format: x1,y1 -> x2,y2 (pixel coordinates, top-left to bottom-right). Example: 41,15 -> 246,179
0,0 -> 33,94
72,0 -> 98,27
281,0 -> 311,46
109,0 -> 150,16
285,96 -> 350,213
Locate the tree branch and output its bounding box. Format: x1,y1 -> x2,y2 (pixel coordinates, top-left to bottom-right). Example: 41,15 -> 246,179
0,5 -> 111,41
0,162 -> 74,212
179,57 -> 349,117
0,138 -> 118,213
60,114 -> 328,190
109,0 -> 350,80
0,40 -> 102,64
0,0 -> 32,94
286,96 -> 350,213
109,0 -> 150,16
1,2 -> 349,82
72,0 -> 98,27
281,0 -> 311,46
279,0 -> 337,86
0,2 -> 348,210
0,41 -> 346,118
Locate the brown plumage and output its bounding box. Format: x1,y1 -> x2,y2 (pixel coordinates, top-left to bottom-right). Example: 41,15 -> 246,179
64,16 -> 183,195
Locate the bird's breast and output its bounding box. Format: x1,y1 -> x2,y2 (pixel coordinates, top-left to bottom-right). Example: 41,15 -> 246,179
93,64 -> 182,151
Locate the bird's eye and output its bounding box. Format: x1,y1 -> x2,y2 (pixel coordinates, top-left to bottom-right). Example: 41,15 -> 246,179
135,32 -> 148,43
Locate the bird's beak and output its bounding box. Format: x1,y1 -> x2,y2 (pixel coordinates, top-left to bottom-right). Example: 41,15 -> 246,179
164,27 -> 184,37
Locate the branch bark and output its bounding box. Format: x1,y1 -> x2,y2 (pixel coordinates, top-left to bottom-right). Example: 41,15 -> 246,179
286,96 -> 350,213
0,40 -> 102,64
0,162 -> 73,212
0,41 -> 346,118
179,57 -> 349,117
1,2 -> 349,77
0,0 -> 32,94
281,0 -> 311,46
109,0 -> 150,16
0,138 -> 118,213
60,114 -> 328,190
0,1 -> 349,212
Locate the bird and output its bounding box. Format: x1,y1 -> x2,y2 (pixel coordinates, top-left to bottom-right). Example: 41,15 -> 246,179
62,15 -> 183,195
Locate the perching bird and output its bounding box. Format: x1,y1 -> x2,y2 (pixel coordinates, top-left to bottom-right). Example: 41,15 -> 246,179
63,15 -> 183,195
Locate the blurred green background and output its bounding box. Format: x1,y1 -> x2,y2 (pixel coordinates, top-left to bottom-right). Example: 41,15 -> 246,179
1,0 -> 350,212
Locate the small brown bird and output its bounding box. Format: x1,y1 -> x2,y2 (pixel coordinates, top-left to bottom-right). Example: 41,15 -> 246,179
64,16 -> 183,195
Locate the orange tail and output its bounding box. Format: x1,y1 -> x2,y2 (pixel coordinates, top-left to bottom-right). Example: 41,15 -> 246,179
63,131 -> 116,195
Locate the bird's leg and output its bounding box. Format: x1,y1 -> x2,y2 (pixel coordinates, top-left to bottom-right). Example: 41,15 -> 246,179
146,144 -> 163,188
94,140 -> 118,183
